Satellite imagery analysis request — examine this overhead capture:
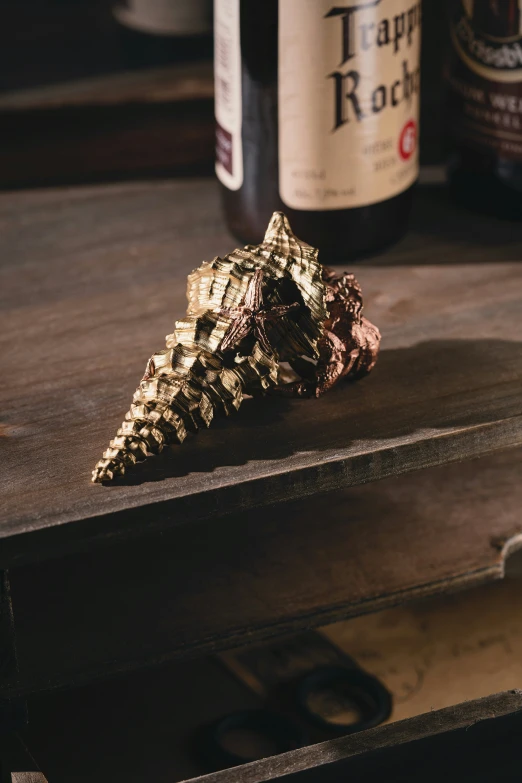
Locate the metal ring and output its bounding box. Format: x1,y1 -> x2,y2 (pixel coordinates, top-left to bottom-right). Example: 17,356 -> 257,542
202,709 -> 308,769
296,665 -> 392,734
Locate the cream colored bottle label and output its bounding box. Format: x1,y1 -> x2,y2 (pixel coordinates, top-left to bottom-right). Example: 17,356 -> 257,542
214,0 -> 243,190
279,0 -> 421,210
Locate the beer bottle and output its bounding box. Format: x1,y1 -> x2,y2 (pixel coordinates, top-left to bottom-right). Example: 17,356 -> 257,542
447,0 -> 522,218
214,0 -> 422,261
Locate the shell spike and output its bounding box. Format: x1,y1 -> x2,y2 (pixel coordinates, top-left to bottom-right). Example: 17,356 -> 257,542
263,211 -> 294,243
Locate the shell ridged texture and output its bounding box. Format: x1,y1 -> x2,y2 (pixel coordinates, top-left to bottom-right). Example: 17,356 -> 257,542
92,212 -> 326,483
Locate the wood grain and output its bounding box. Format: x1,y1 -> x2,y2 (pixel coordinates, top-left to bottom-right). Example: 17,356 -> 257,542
1,179 -> 522,565
3,447 -> 522,697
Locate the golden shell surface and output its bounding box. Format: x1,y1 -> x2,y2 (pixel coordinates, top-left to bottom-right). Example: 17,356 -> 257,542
92,212 -> 328,483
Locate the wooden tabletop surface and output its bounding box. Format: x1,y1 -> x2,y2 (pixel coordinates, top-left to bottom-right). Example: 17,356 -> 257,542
1,178 -> 522,564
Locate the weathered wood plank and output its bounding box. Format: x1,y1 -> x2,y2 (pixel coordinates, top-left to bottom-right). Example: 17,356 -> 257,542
2,448 -> 521,697
1,180 -> 522,564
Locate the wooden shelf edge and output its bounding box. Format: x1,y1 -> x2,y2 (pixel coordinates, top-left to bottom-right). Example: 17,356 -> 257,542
185,690 -> 522,783
3,448 -> 521,699
2,418 -> 521,570
0,62 -> 214,112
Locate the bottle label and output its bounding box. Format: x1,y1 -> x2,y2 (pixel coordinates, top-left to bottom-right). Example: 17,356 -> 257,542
214,0 -> 244,190
278,0 -> 421,211
113,0 -> 212,36
448,0 -> 522,161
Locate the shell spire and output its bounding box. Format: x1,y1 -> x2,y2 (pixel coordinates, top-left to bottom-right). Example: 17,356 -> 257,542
92,212 -> 380,483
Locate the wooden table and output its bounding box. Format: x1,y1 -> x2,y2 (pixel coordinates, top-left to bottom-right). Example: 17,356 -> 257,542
1,178 -> 522,567
1,175 -> 522,780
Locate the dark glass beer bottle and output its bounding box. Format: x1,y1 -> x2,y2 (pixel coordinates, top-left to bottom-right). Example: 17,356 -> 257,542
214,0 -> 422,261
447,0 -> 522,218
472,0 -> 520,38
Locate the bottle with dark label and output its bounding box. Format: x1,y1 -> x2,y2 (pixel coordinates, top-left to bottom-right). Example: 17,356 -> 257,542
214,0 -> 422,261
447,0 -> 522,218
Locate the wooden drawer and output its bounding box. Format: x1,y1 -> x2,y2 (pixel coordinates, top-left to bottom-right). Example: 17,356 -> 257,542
4,691 -> 522,783
196,691 -> 522,783
11,557 -> 522,782
1,177 -> 522,697
2,446 -> 521,698
192,691 -> 522,783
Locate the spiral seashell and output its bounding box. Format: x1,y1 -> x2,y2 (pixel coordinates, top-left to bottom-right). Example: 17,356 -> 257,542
92,212 -> 329,482
92,213 -> 381,482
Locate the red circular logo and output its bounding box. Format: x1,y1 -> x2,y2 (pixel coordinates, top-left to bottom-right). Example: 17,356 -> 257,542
399,120 -> 417,161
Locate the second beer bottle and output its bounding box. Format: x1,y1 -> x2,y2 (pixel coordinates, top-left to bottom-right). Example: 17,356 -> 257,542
215,0 -> 422,261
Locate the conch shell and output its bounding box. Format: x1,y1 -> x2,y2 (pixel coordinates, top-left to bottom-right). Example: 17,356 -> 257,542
92,213 -> 380,483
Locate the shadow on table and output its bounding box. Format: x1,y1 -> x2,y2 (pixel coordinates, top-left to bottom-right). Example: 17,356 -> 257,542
114,336 -> 522,487
367,185 -> 522,266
